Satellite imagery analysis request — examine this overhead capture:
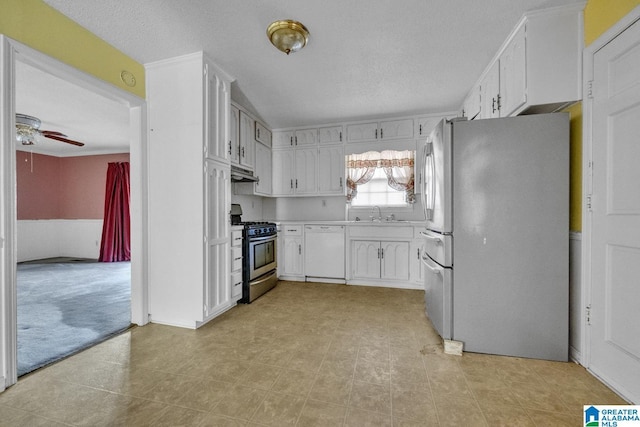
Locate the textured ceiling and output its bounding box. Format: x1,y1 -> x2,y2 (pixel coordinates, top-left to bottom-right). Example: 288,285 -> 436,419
42,0 -> 582,130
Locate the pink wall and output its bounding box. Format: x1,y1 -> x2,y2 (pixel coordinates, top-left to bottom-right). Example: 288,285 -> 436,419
17,152 -> 130,220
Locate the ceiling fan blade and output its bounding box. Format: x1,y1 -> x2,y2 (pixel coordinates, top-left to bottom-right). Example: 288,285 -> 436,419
41,131 -> 85,147
40,130 -> 67,137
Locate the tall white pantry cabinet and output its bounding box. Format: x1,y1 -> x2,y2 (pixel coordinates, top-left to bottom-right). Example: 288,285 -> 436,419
146,52 -> 235,328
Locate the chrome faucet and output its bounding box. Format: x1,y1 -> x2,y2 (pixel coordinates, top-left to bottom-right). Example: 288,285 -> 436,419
370,205 -> 382,222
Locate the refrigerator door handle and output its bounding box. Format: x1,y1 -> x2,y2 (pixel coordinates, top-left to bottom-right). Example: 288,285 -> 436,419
421,253 -> 442,275
419,231 -> 443,245
423,142 -> 435,220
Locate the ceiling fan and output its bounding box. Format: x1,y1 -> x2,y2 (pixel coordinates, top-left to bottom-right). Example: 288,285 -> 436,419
15,113 -> 85,147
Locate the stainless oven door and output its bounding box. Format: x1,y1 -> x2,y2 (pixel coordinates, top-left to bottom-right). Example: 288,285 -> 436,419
248,234 -> 277,280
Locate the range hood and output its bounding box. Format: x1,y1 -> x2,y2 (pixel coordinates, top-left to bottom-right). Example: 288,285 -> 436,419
231,165 -> 259,183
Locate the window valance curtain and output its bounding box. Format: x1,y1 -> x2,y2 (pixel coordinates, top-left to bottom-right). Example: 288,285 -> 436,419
346,150 -> 415,203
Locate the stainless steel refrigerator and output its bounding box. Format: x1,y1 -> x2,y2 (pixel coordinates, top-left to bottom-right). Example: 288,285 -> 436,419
420,113 -> 569,361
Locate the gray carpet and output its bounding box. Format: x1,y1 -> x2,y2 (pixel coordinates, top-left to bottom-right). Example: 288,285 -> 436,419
17,261 -> 131,376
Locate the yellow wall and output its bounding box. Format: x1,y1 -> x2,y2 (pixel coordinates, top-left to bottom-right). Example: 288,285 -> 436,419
0,0 -> 144,98
585,0 -> 640,45
566,102 -> 582,231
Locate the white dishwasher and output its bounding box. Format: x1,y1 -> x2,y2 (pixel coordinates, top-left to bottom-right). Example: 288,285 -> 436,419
304,225 -> 345,281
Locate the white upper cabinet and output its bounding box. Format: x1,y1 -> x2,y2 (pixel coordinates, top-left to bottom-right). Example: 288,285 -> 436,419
294,148 -> 318,194
254,141 -> 272,195
499,24 -> 527,117
460,84 -> 481,120
346,122 -> 378,142
479,61 -> 501,119
230,105 -> 240,164
296,128 -> 318,146
318,145 -> 345,195
238,111 -> 255,170
255,121 -> 272,147
273,129 -> 317,148
318,125 -> 344,144
346,119 -> 413,142
415,116 -> 443,138
205,64 -> 231,163
464,5 -> 583,119
272,149 -> 296,195
273,130 -> 294,148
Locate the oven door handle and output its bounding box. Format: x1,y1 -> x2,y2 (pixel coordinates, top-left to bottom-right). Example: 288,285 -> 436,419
249,234 -> 277,243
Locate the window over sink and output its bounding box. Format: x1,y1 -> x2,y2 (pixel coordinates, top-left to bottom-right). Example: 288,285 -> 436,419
346,150 -> 415,208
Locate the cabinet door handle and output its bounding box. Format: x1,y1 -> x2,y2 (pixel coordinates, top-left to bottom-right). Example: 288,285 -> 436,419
381,248 -> 384,259
339,177 -> 343,188
377,248 -> 380,259
492,97 -> 497,114
497,94 -> 501,111
298,244 -> 301,255
417,248 -> 420,259
257,128 -> 260,138
375,129 -> 378,139
419,124 -> 423,135
339,131 -> 342,142
295,136 -> 298,146
242,146 -> 245,157
290,179 -> 293,189
295,179 -> 298,189
380,128 -> 383,139
290,136 -> 293,146
228,141 -> 232,155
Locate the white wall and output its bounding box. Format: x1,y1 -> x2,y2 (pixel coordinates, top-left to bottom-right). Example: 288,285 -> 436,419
230,194 -> 264,221
17,220 -> 102,262
264,196 -> 347,221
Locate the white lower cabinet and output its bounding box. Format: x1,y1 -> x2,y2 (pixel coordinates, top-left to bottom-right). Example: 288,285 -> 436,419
204,160 -> 232,319
410,237 -> 425,285
230,228 -> 243,301
351,240 -> 410,282
280,225 -> 304,279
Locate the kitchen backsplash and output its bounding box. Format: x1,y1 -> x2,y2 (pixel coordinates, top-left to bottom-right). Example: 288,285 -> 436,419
231,193 -> 426,223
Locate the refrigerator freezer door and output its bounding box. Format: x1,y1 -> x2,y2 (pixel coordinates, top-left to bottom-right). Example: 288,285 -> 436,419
420,229 -> 452,268
422,252 -> 452,339
423,119 -> 452,233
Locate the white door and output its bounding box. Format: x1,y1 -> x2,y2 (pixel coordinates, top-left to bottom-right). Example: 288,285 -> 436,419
588,17 -> 640,403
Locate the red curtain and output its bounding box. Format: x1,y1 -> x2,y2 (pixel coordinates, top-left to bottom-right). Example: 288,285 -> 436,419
99,162 -> 131,262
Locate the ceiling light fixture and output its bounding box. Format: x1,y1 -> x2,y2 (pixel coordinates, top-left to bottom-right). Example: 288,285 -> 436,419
267,20 -> 309,55
15,113 -> 42,145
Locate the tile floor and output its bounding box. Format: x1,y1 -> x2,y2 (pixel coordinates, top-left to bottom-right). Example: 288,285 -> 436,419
0,281 -> 627,426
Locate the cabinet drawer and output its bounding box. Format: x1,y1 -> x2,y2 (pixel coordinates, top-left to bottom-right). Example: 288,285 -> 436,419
348,226 -> 413,239
231,246 -> 243,271
282,225 -> 303,236
231,230 -> 243,246
231,272 -> 243,298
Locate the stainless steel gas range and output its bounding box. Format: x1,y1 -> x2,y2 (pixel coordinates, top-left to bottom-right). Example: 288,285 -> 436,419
231,205 -> 278,303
